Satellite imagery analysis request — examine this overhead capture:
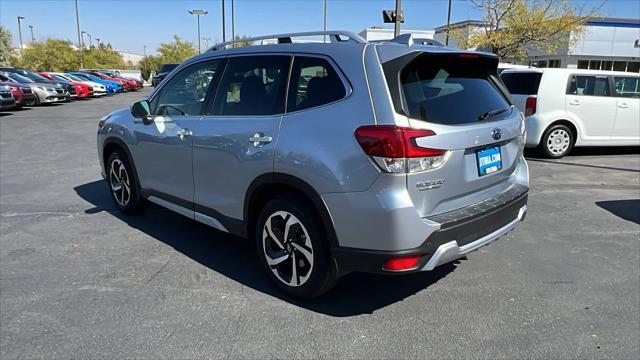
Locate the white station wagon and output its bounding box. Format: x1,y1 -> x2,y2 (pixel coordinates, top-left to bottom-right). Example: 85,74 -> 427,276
500,68 -> 639,158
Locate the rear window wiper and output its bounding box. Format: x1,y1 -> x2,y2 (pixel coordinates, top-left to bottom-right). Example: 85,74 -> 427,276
477,107 -> 509,121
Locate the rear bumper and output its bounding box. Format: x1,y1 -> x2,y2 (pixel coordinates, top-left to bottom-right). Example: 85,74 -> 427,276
332,184 -> 528,274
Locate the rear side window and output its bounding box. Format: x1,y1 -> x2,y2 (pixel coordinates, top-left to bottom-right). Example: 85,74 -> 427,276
500,72 -> 542,95
287,56 -> 346,112
212,55 -> 290,116
567,75 -> 610,96
613,77 -> 640,98
392,54 -> 510,124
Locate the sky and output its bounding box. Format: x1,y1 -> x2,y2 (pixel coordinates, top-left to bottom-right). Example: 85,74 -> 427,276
1,0 -> 639,55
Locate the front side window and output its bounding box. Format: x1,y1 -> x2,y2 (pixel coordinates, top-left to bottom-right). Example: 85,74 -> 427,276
151,60 -> 222,116
212,55 -> 290,116
287,56 -> 346,112
614,77 -> 640,98
567,75 -> 610,97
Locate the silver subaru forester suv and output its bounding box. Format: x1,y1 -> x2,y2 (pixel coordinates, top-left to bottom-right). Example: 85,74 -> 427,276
97,31 -> 529,298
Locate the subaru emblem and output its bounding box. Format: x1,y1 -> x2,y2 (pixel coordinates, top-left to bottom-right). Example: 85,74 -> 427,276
491,128 -> 502,140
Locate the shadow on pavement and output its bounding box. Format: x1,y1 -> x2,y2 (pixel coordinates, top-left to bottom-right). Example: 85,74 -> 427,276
74,180 -> 457,317
596,200 -> 640,225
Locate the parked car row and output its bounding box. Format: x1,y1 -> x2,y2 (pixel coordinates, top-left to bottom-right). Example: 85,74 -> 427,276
0,67 -> 143,111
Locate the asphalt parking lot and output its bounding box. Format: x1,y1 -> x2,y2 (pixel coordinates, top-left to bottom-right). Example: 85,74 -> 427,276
1,88 -> 638,359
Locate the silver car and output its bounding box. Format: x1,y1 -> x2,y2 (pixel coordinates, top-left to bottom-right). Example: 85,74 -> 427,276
97,31 -> 529,298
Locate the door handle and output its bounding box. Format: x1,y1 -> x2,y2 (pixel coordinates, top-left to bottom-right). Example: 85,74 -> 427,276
618,103 -> 629,109
176,128 -> 192,140
568,100 -> 580,106
249,132 -> 273,146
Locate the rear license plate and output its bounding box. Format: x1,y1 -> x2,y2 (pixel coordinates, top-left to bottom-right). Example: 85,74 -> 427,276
476,146 -> 502,176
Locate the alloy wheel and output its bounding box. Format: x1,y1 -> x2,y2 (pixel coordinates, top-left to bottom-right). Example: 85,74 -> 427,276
109,159 -> 131,207
262,211 -> 314,287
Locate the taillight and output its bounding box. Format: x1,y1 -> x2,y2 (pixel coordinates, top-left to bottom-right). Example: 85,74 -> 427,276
354,125 -> 449,173
383,256 -> 422,271
525,97 -> 537,116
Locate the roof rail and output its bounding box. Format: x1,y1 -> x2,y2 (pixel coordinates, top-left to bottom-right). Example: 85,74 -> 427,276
208,31 -> 366,51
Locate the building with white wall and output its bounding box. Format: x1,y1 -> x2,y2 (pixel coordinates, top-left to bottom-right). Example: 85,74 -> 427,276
432,17 -> 639,73
359,27 -> 435,42
528,17 -> 639,72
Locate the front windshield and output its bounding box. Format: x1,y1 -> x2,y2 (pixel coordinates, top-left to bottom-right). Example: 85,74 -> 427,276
18,70 -> 51,83
6,72 -> 34,83
65,74 -> 83,81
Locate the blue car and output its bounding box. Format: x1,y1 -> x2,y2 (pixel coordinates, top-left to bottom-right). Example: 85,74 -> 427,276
67,72 -> 119,94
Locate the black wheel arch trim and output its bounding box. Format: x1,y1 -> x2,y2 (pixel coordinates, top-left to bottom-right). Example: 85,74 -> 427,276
103,137 -> 142,191
244,173 -> 339,248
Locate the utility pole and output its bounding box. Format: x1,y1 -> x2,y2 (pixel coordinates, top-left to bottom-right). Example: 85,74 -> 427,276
189,9 -> 208,53
445,0 -> 452,46
203,37 -> 211,49
394,0 -> 402,37
75,0 -> 84,69
222,0 -> 226,42
17,16 -> 24,54
323,0 -> 327,43
231,0 -> 235,44
29,25 -> 34,42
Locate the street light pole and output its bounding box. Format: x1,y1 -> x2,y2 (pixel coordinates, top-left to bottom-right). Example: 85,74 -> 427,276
445,0 -> 452,46
203,37 -> 211,49
81,31 -> 87,48
231,0 -> 235,43
323,0 -> 327,43
143,45 -> 147,56
17,16 -> 24,54
29,25 -> 34,42
75,0 -> 84,69
87,33 -> 92,47
222,0 -> 226,42
189,9 -> 208,53
394,0 -> 402,37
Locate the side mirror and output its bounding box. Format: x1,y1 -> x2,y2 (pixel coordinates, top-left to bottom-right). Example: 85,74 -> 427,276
131,100 -> 153,125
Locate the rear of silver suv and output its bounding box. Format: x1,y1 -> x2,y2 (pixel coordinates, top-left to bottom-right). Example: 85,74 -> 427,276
97,32 -> 528,298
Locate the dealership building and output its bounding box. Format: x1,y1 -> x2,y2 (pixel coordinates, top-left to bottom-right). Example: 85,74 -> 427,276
432,17 -> 640,72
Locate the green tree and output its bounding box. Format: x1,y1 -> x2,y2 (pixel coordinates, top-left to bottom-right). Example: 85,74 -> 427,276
453,0 -> 603,61
84,46 -> 125,69
13,39 -> 79,71
157,35 -> 197,64
0,25 -> 13,66
139,55 -> 161,81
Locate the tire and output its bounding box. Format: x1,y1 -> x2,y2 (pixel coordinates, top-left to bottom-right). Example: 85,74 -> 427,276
106,150 -> 144,213
540,124 -> 574,158
255,195 -> 338,298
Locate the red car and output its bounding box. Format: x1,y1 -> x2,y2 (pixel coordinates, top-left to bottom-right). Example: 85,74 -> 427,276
38,72 -> 95,99
80,71 -> 134,92
0,81 -> 37,108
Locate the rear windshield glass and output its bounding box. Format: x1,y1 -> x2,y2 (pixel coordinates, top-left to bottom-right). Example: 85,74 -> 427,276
396,54 -> 510,124
500,72 -> 542,95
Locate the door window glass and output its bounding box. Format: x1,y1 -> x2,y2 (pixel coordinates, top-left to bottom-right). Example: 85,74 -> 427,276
614,77 -> 640,98
151,60 -> 222,116
567,75 -> 611,97
287,56 -> 346,112
211,55 -> 290,116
